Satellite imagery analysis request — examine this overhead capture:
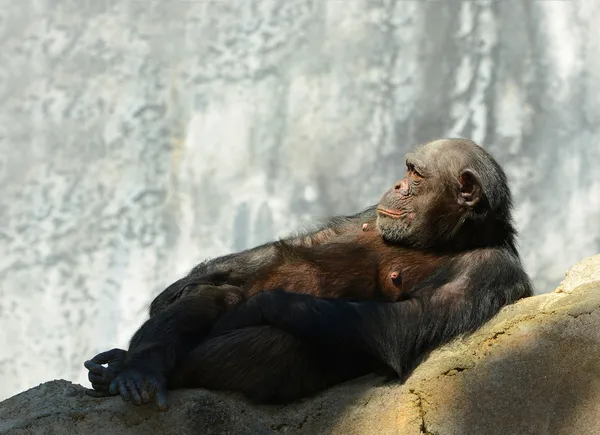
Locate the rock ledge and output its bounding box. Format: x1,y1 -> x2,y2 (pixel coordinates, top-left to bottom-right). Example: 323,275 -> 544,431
2,255 -> 600,435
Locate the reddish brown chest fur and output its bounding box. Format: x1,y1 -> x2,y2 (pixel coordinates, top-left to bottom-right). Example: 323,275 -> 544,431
245,223 -> 446,302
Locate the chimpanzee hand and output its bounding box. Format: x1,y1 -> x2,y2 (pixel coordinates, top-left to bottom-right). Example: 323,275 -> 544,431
84,348 -> 127,397
109,365 -> 169,411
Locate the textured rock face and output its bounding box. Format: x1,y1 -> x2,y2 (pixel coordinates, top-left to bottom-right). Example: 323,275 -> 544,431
2,0 -> 600,401
2,255 -> 600,435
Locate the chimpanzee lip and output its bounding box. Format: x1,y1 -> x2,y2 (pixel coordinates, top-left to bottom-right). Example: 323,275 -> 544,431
377,207 -> 406,218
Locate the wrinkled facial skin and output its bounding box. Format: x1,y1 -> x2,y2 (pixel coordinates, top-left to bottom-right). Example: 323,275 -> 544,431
375,141 -> 465,248
376,163 -> 432,245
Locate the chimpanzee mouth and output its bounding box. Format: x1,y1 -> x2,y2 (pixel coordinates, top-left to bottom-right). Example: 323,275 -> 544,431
377,207 -> 406,218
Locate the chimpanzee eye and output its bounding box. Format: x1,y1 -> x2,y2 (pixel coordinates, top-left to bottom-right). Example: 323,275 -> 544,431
406,162 -> 423,180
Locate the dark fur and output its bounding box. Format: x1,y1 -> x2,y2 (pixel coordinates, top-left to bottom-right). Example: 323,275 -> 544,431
84,138 -> 533,409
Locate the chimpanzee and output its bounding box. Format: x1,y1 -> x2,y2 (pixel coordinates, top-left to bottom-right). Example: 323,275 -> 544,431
84,138 -> 533,410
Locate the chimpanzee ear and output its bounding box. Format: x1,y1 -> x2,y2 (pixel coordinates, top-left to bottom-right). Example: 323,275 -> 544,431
458,169 -> 481,207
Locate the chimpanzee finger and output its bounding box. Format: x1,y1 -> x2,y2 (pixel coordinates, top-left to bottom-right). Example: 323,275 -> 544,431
118,378 -> 131,402
125,376 -> 143,406
88,373 -> 111,385
85,389 -> 103,397
84,360 -> 107,375
85,388 -> 114,397
109,379 -> 119,396
140,389 -> 150,404
90,382 -> 111,393
155,386 -> 169,412
146,378 -> 168,411
109,378 -> 130,402
133,376 -> 150,404
88,348 -> 127,364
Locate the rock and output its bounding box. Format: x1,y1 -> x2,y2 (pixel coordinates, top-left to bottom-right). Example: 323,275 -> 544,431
2,255 -> 600,435
555,253 -> 600,293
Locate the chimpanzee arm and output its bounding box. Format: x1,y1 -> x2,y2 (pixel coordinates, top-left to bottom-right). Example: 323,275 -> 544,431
104,285 -> 244,410
212,293 -> 442,376
210,252 -> 532,376
188,206 -> 377,282
147,206 -> 377,315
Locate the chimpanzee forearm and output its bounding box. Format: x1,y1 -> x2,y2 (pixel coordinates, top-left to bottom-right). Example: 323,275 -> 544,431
210,291 -> 378,354
210,290 -> 459,377
128,297 -> 230,374
188,206 -> 377,283
106,285 -> 244,410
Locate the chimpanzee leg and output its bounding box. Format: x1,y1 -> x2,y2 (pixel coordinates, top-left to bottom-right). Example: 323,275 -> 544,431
169,326 -> 373,404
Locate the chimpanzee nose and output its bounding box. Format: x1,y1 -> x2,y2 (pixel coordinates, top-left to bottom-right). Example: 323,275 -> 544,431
394,179 -> 410,196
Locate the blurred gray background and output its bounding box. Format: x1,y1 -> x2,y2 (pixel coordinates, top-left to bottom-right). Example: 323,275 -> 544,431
1,0 -> 599,401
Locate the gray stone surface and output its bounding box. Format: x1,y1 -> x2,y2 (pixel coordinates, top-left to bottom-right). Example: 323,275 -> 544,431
1,0 -> 600,402
2,255 -> 600,435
